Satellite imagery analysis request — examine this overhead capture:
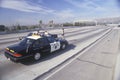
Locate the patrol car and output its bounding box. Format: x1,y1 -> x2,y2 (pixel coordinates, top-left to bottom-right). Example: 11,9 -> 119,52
4,32 -> 68,62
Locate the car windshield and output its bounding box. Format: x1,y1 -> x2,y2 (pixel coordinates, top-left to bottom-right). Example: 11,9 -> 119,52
19,38 -> 35,46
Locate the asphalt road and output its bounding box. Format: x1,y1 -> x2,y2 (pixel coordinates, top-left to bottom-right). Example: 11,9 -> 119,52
37,27 -> 120,80
0,26 -> 112,80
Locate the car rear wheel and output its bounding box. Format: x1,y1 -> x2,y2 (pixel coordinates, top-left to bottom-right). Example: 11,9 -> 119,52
33,53 -> 41,61
61,43 -> 66,50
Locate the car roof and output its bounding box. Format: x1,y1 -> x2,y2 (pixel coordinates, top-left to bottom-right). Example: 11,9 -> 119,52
27,35 -> 42,40
32,30 -> 45,33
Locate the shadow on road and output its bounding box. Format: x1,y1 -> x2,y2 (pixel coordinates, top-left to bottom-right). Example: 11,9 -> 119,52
20,44 -> 76,65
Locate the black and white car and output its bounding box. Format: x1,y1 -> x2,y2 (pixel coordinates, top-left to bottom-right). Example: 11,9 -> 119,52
4,33 -> 68,62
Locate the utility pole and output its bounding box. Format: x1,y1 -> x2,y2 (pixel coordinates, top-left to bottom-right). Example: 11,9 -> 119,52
95,20 -> 97,26
39,20 -> 42,29
61,24 -> 65,38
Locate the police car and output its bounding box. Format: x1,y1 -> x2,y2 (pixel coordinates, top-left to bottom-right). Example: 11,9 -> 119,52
4,32 -> 68,62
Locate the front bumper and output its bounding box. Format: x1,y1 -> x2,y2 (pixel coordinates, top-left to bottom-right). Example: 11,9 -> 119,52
5,52 -> 33,62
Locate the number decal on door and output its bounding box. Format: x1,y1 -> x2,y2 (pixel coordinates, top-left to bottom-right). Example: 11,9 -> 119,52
50,42 -> 60,52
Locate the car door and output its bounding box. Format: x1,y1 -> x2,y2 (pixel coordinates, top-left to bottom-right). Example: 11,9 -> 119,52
47,37 -> 61,52
32,40 -> 40,53
32,38 -> 50,54
39,38 -> 51,53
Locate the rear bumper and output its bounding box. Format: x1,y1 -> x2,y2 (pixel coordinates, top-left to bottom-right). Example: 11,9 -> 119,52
4,52 -> 33,62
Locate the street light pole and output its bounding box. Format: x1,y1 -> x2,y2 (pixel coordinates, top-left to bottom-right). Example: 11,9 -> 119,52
61,24 -> 65,38
95,20 -> 97,26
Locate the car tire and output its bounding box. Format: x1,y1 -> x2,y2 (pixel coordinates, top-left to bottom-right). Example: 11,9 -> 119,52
61,43 -> 66,50
33,53 -> 41,61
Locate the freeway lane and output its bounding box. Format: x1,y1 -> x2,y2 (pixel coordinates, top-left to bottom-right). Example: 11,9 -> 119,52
0,27 -> 107,51
0,27 -> 93,51
40,28 -> 119,80
0,26 -> 104,44
0,27 -> 95,39
0,27 -> 111,80
0,27 -> 96,44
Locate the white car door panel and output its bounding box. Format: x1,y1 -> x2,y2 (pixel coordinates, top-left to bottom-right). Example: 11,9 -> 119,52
50,41 -> 60,52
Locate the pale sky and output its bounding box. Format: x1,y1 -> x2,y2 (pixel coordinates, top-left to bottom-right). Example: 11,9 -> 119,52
0,0 -> 120,26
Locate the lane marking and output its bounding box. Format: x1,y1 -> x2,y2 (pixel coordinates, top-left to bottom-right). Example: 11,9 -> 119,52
114,29 -> 120,80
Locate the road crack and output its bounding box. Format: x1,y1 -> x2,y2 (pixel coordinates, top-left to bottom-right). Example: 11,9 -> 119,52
76,58 -> 112,69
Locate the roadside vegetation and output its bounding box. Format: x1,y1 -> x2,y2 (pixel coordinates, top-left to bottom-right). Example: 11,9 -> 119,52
0,20 -> 96,32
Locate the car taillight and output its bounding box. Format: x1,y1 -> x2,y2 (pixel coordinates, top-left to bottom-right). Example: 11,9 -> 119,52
10,50 -> 15,53
13,53 -> 22,57
5,48 -> 9,51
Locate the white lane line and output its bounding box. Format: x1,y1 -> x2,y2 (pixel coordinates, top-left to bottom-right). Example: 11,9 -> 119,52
114,31 -> 120,80
114,53 -> 120,80
43,29 -> 112,80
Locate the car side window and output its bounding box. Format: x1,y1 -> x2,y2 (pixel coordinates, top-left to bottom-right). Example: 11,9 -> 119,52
47,37 -> 55,43
33,40 -> 40,48
39,38 -> 49,46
